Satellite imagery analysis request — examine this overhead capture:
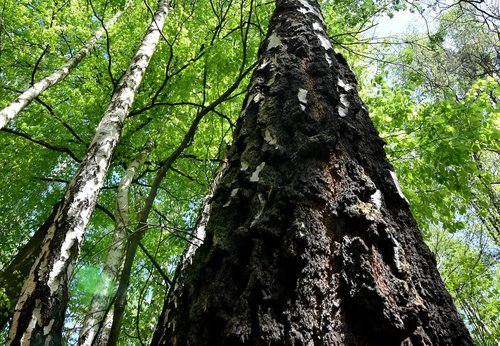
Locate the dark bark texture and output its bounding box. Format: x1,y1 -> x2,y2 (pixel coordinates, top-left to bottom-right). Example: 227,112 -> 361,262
152,0 -> 474,345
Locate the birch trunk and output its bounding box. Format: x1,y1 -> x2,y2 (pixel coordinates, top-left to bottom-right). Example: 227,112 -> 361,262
6,0 -> 170,344
0,0 -> 133,130
77,144 -> 151,346
152,0 -> 474,344
0,202 -> 60,330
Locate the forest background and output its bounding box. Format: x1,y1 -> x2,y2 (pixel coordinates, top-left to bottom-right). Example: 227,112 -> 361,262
0,0 -> 498,344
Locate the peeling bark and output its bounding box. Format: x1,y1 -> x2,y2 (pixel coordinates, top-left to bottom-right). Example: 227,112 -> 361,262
152,1 -> 474,345
6,1 -> 170,344
0,0 -> 133,130
78,143 -> 151,346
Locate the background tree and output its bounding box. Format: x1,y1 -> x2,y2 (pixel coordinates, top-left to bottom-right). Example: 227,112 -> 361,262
78,142 -> 151,346
5,0 -> 170,343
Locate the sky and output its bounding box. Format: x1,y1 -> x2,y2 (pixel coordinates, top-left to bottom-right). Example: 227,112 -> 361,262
369,10 -> 436,37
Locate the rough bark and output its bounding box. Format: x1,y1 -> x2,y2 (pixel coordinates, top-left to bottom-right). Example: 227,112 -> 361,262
6,1 -> 170,344
152,1 -> 474,345
0,0 -> 133,130
78,144 -> 151,346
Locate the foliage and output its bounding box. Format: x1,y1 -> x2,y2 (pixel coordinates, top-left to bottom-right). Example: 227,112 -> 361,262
360,3 -> 499,344
427,224 -> 499,345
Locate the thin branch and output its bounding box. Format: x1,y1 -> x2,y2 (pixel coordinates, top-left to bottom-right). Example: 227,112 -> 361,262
1,128 -> 81,162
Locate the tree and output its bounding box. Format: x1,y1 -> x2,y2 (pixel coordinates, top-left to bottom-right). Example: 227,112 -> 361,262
0,0 -> 266,342
152,0 -> 474,344
78,142 -> 151,346
0,202 -> 60,330
5,0 -> 170,344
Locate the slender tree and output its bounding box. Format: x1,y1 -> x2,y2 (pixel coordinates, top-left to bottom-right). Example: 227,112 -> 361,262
152,0 -> 474,344
0,0 -> 133,130
6,0 -> 170,344
105,59 -> 256,346
0,202 -> 60,330
78,143 -> 151,346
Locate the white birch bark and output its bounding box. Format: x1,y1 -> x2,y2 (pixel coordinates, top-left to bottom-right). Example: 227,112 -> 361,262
6,0 -> 170,344
78,144 -> 151,346
0,0 -> 133,130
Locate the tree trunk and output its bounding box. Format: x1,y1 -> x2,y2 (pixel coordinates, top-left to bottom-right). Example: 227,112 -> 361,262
0,202 -> 60,330
77,143 -> 151,346
6,1 -> 170,344
0,0 -> 133,130
152,1 -> 474,345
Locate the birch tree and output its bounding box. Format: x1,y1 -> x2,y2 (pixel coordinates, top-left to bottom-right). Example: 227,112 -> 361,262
78,143 -> 151,346
6,0 -> 170,344
152,0 -> 474,344
0,0 -> 133,130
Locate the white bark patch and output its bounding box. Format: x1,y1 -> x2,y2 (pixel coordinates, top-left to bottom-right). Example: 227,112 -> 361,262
298,88 -> 308,111
253,93 -> 264,103
338,94 -> 350,117
317,33 -> 332,51
389,170 -> 409,203
313,22 -> 323,32
388,233 -> 404,274
297,88 -> 308,104
43,319 -> 54,335
250,193 -> 266,227
298,7 -> 308,15
267,72 -> 277,87
298,0 -> 323,19
267,32 -> 281,51
47,230 -> 80,294
338,78 -> 353,91
325,53 -> 332,66
240,161 -> 249,171
264,129 -> 278,146
244,95 -> 254,110
20,301 -> 41,345
250,162 -> 266,182
370,190 -> 383,209
338,107 -> 348,117
258,60 -> 269,71
340,94 -> 349,108
223,188 -> 239,208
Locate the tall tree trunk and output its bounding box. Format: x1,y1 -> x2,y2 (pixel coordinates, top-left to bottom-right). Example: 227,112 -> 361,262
0,202 -> 60,330
152,1 -> 474,345
6,1 -> 170,344
77,144 -> 151,346
0,0 -> 133,130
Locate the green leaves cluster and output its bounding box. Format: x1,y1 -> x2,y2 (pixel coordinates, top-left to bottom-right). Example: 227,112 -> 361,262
360,3 -> 499,343
367,76 -> 499,237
